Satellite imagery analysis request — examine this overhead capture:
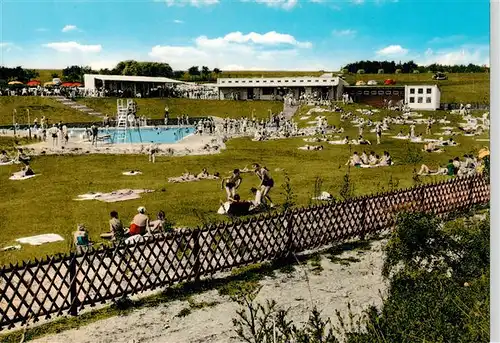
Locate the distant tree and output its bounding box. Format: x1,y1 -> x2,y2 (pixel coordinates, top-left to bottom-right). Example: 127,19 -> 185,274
173,70 -> 185,79
213,68 -> 221,74
51,72 -> 59,78
341,68 -> 349,74
188,66 -> 200,79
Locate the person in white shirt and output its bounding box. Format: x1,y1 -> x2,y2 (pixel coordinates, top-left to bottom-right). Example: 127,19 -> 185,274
346,152 -> 362,166
360,151 -> 369,165
48,124 -> 59,147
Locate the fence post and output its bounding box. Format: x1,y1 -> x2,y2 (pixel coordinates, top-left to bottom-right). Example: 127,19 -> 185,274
286,210 -> 294,259
359,199 -> 367,241
69,254 -> 78,316
192,229 -> 201,281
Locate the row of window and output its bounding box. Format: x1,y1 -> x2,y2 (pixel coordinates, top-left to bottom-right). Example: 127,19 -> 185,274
220,79 -> 331,84
409,96 -> 433,104
409,87 -> 433,95
354,90 -> 401,96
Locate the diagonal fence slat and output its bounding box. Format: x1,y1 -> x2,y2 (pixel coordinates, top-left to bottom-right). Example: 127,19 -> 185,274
0,175 -> 490,330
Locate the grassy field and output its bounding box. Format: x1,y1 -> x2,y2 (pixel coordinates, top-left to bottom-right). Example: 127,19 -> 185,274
0,100 -> 489,265
76,98 -> 284,119
34,69 -> 62,83
0,97 -> 96,126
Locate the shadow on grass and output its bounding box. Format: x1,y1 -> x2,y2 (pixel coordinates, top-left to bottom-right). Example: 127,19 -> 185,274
0,236 -> 382,343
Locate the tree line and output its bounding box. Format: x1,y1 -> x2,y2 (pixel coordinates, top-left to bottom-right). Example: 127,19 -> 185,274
0,67 -> 39,83
342,60 -> 489,74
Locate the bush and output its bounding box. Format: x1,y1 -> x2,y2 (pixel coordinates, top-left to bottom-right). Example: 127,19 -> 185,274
357,69 -> 365,74
413,70 -> 420,74
341,68 -> 349,74
377,69 -> 384,74
395,69 -> 402,74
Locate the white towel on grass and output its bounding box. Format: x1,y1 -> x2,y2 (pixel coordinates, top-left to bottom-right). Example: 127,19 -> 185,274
122,171 -> 143,176
9,174 -> 38,181
312,191 -> 333,201
16,234 -> 64,246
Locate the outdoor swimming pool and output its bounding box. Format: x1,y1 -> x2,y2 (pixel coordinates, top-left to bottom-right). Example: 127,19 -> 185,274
68,126 -> 196,144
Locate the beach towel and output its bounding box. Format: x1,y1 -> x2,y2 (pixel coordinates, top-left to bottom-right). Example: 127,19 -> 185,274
0,161 -> 15,166
74,189 -> 154,202
122,171 -> 142,176
312,191 -> 333,201
16,234 -> 64,246
9,174 -> 38,181
476,138 -> 490,142
2,245 -> 21,251
328,140 -> 346,145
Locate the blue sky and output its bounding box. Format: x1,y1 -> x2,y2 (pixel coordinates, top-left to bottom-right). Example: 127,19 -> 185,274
0,0 -> 490,70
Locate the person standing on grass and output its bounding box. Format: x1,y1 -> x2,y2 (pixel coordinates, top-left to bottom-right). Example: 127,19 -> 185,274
221,169 -> 242,200
91,123 -> 98,146
148,142 -> 158,163
426,118 -> 432,135
376,123 -> 382,145
48,124 -> 59,147
252,163 -> 274,208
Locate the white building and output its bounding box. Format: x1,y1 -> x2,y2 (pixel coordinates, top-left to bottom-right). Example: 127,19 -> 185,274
83,74 -> 183,93
216,74 -> 349,101
404,84 -> 441,110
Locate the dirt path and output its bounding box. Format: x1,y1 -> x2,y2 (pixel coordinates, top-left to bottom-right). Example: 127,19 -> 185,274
31,239 -> 388,343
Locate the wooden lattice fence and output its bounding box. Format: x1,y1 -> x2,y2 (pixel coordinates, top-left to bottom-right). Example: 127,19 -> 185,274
0,175 -> 490,331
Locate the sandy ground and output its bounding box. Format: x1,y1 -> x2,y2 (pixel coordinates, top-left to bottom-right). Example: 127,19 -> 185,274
31,239 -> 388,343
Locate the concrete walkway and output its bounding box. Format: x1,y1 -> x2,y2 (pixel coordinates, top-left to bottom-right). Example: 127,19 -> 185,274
52,96 -> 104,118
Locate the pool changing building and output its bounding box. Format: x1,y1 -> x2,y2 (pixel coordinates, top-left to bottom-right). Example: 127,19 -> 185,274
216,74 -> 349,101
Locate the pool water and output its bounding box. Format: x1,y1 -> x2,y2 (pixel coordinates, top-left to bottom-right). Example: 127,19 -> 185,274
69,126 -> 195,144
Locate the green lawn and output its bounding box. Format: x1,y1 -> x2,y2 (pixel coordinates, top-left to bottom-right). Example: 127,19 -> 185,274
35,69 -> 62,83
76,98 -> 284,119
0,97 -> 96,126
0,100 -> 489,265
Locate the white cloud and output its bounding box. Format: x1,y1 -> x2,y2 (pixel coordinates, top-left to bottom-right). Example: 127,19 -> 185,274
155,0 -> 219,7
43,41 -> 102,53
148,31 -> 322,70
195,31 -> 312,48
428,35 -> 466,44
417,45 -> 489,66
253,0 -> 298,10
173,19 -> 184,23
332,29 -> 356,37
376,44 -> 408,57
62,25 -> 78,33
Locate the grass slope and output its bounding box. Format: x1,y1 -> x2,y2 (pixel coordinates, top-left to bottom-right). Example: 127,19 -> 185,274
0,102 -> 489,265
76,98 -> 283,119
0,97 -> 96,126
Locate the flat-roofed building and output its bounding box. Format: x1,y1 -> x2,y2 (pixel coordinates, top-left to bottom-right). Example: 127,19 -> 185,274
404,84 -> 441,110
216,75 -> 349,101
83,74 -> 184,94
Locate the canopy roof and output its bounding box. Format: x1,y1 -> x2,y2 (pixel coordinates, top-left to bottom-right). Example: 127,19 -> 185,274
88,74 -> 184,83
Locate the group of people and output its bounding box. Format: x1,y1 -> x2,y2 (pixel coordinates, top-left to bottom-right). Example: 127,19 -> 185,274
220,164 -> 275,213
346,151 -> 393,168
3,148 -> 37,178
74,206 -> 170,251
418,150 -> 488,177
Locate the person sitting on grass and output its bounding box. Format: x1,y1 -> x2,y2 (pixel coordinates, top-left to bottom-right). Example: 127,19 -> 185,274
360,151 -> 369,165
0,150 -> 11,163
74,224 -> 91,253
108,211 -> 126,242
223,194 -> 252,217
21,165 -> 35,177
341,136 -> 349,144
221,169 -> 242,200
378,151 -> 392,167
423,141 -> 442,153
346,151 -> 362,167
149,210 -> 168,234
368,151 -> 378,166
129,207 -> 150,236
197,168 -> 209,179
16,148 -> 31,165
357,135 -> 371,145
